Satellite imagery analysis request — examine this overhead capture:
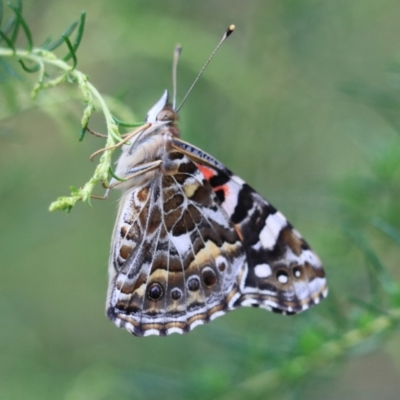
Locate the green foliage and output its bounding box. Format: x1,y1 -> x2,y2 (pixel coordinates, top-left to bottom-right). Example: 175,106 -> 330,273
2,1 -> 400,399
0,0 -> 140,212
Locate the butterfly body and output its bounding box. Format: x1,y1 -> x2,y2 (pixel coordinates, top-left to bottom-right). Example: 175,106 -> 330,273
106,90 -> 327,336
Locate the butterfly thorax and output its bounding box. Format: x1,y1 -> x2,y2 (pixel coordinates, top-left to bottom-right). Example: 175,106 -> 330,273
111,96 -> 180,191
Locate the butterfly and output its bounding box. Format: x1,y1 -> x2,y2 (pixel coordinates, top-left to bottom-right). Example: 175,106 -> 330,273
105,28 -> 327,337
105,90 -> 328,337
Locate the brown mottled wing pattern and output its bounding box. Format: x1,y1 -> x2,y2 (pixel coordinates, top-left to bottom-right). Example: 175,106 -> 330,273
107,151 -> 245,336
173,139 -> 328,314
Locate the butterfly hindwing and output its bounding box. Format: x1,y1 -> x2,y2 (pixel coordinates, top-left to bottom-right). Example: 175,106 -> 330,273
107,150 -> 245,336
173,139 -> 328,314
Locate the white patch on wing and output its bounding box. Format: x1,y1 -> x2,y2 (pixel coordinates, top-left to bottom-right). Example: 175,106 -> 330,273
254,263 -> 272,278
223,254 -> 245,292
167,327 -> 183,335
301,303 -> 310,311
308,277 -> 327,296
202,207 -> 230,228
259,212 -> 287,250
301,250 -> 322,268
189,319 -> 205,330
165,315 -> 187,323
277,273 -> 289,284
180,175 -> 197,187
143,329 -> 161,336
293,281 -> 311,300
186,306 -> 208,320
113,291 -> 131,302
241,286 -> 276,296
238,264 -> 249,292
284,248 -> 322,269
240,298 -> 258,306
210,310 -> 225,320
114,319 -> 122,327
169,232 -> 192,255
124,321 -> 135,333
232,175 -> 246,185
260,300 -> 278,310
228,292 -> 241,308
220,182 -> 241,216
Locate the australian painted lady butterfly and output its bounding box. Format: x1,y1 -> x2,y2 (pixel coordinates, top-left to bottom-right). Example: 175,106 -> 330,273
105,27 -> 327,337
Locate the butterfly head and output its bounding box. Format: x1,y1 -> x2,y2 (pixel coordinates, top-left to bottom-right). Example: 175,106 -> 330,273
146,90 -> 178,124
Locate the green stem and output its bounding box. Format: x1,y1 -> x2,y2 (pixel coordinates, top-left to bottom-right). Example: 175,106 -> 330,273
0,45 -> 124,211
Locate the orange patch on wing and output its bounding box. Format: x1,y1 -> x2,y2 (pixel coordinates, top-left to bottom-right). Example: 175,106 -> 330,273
213,184 -> 230,198
196,164 -> 216,181
196,164 -> 230,199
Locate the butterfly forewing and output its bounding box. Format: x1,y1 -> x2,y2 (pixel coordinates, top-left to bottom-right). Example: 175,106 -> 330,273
173,139 -> 328,314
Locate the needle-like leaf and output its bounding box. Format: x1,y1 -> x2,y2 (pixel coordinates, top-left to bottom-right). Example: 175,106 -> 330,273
113,115 -> 143,127
8,0 -> 21,45
17,58 -> 40,73
0,29 -> 14,51
0,15 -> 15,44
8,1 -> 32,51
63,11 -> 85,61
44,20 -> 78,51
62,34 -> 77,69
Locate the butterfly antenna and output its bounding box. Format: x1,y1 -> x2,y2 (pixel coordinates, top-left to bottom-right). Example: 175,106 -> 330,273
172,45 -> 182,110
175,24 -> 235,112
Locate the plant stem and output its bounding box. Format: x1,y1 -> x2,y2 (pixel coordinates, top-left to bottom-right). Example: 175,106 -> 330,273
0,45 -> 125,211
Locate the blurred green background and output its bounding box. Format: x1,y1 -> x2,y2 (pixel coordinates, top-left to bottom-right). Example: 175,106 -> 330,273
2,1 -> 400,399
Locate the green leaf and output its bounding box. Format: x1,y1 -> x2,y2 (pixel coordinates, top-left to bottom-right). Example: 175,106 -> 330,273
8,1 -> 33,51
17,58 -> 40,73
38,36 -> 52,48
62,34 -> 77,69
108,167 -> 126,182
69,186 -> 80,194
8,0 -> 21,45
44,19 -> 78,51
78,123 -> 87,142
0,29 -> 14,51
64,11 -> 85,61
0,14 -> 16,43
113,115 -> 143,127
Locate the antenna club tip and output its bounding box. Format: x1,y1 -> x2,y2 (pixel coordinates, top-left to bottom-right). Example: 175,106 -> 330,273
227,24 -> 235,36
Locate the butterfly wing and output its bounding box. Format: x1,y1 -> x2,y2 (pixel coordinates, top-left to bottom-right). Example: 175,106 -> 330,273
107,151 -> 246,336
173,139 -> 328,314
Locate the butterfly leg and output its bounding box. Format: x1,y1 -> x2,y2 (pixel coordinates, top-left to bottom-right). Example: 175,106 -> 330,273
90,190 -> 111,200
106,160 -> 163,189
91,160 -> 162,200
89,123 -> 151,161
